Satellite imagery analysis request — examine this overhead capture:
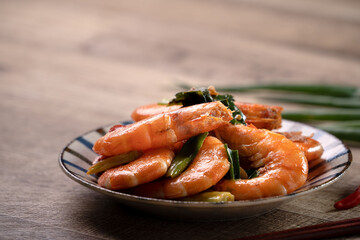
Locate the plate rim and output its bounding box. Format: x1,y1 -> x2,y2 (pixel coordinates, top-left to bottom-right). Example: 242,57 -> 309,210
58,119 -> 353,207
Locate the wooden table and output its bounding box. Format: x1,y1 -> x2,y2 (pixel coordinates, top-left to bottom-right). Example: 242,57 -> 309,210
1,0 -> 359,239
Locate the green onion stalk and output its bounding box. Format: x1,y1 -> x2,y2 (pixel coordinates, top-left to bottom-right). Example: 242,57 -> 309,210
166,132 -> 209,178
210,84 -> 360,98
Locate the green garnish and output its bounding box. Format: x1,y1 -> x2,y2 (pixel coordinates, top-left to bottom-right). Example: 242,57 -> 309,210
168,87 -> 246,125
216,93 -> 246,125
87,151 -> 141,175
168,88 -> 214,107
282,109 -> 360,121
262,94 -> 360,108
224,144 -> 260,180
320,120 -> 360,128
247,169 -> 260,179
166,132 -> 209,178
224,144 -> 241,180
211,84 -> 360,98
181,191 -> 235,202
317,125 -> 360,143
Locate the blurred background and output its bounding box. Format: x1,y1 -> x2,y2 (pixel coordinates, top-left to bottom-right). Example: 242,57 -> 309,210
1,0 -> 359,239
1,0 -> 359,130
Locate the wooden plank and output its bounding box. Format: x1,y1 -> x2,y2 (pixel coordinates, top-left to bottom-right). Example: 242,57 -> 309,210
1,0 -> 359,88
0,215 -> 105,240
0,0 -> 359,239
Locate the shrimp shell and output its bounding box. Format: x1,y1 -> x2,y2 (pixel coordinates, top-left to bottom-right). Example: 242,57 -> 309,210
278,131 -> 324,161
129,136 -> 230,199
98,148 -> 174,190
131,102 -> 282,130
93,101 -> 233,157
214,123 -> 308,200
235,102 -> 283,130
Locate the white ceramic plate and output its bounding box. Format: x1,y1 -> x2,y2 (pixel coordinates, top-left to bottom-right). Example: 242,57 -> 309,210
59,120 -> 352,221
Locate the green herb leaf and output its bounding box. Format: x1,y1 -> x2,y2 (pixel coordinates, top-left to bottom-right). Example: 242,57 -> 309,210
168,87 -> 246,125
166,132 -> 209,178
224,144 -> 241,180
168,88 -> 214,107
216,94 -> 246,125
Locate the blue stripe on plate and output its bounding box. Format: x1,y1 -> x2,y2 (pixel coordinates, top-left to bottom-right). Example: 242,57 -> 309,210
76,136 -> 94,150
309,161 -> 327,172
326,149 -> 350,162
122,120 -> 133,125
65,147 -> 93,165
62,159 -> 89,173
309,156 -> 348,172
307,172 -> 342,186
308,162 -> 348,181
72,171 -> 98,182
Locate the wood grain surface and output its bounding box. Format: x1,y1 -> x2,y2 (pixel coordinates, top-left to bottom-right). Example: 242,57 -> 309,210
1,0 -> 359,239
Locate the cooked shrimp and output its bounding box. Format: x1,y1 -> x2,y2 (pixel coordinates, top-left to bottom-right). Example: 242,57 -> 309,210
98,148 -> 174,190
131,102 -> 282,130
235,102 -> 283,130
213,123 -> 308,200
277,132 -> 324,161
131,104 -> 180,122
129,136 -> 230,199
93,102 -> 233,157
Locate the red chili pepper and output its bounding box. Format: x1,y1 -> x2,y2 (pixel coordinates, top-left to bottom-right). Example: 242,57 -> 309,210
334,186 -> 360,210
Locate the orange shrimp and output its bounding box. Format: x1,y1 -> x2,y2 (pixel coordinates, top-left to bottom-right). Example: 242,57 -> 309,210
277,132 -> 324,161
129,136 -> 230,199
131,104 -> 181,122
98,148 -> 174,190
235,102 -> 283,130
213,123 -> 308,200
131,102 -> 282,130
93,102 -> 233,157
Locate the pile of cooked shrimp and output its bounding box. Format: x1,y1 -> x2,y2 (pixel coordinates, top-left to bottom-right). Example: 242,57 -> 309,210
88,86 -> 324,201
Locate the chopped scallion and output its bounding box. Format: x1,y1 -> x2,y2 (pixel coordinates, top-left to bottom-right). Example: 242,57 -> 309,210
166,132 -> 209,178
224,144 -> 241,180
87,151 -> 141,175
